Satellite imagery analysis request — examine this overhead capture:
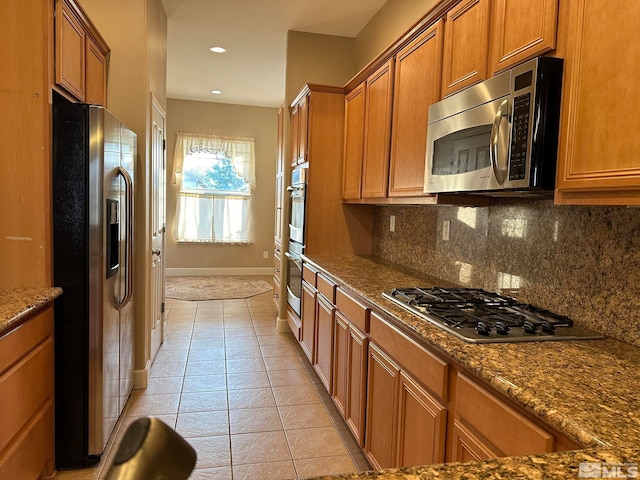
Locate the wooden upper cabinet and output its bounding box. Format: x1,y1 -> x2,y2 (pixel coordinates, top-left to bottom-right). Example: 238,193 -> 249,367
441,0 -> 490,97
555,0 -> 640,205
388,20 -> 444,197
290,94 -> 309,166
290,103 -> 300,166
489,0 -> 558,74
56,0 -> 85,100
298,95 -> 309,164
85,36 -> 107,105
362,60 -> 394,199
55,0 -> 109,105
342,84 -> 366,200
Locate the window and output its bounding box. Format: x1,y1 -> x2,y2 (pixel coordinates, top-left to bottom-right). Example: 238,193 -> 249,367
172,132 -> 255,243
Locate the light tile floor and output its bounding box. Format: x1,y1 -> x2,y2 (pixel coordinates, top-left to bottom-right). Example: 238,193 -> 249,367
56,285 -> 370,479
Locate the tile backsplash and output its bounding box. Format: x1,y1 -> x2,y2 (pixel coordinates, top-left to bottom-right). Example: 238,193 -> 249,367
372,200 -> 640,347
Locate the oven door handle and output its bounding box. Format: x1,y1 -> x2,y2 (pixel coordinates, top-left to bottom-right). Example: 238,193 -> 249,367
284,251 -> 302,268
490,98 -> 511,185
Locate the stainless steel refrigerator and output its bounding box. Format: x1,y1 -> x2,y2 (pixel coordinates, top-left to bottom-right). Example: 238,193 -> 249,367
52,91 -> 135,468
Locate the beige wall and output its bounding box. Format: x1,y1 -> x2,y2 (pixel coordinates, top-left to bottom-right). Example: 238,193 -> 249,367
354,0 -> 438,71
285,31 -> 356,106
165,99 -> 278,270
77,0 -> 167,373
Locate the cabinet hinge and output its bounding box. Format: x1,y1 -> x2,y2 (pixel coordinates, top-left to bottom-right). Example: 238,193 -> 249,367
163,139 -> 166,151
161,302 -> 165,314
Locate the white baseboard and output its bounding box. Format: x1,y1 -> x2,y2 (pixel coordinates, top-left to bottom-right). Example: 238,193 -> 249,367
166,267 -> 274,276
133,360 -> 150,389
276,316 -> 289,333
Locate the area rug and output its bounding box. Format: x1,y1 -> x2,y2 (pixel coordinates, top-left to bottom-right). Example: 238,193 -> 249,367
165,276 -> 272,301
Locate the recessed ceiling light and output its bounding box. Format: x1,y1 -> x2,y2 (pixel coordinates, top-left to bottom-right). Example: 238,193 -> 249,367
209,46 -> 226,53
210,90 -> 223,95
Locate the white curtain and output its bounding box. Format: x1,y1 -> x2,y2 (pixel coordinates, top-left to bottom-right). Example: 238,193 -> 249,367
173,132 -> 255,244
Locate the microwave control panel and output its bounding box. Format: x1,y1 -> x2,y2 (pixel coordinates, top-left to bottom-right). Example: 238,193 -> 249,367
509,93 -> 531,181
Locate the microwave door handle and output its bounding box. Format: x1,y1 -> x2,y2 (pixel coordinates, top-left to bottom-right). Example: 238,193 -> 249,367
490,99 -> 511,185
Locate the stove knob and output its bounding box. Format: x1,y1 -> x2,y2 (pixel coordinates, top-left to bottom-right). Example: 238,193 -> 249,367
495,322 -> 510,335
540,321 -> 555,333
523,321 -> 537,334
476,321 -> 491,336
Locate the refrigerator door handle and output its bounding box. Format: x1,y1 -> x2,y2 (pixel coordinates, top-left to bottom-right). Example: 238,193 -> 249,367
117,166 -> 134,308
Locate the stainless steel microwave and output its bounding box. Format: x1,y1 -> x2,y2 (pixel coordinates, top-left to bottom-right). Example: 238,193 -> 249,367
424,57 -> 563,196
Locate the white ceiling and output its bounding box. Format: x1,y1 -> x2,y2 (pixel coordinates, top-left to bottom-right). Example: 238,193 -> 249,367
162,0 -> 388,108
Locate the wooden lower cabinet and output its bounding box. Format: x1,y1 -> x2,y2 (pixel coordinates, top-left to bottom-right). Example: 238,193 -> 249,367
449,373 -> 555,461
365,342 -> 447,470
290,269 -> 584,471
333,312 -> 368,446
0,307 -> 55,479
450,418 -> 499,461
397,372 -> 447,467
314,295 -> 335,392
300,281 -> 317,362
365,343 -> 399,469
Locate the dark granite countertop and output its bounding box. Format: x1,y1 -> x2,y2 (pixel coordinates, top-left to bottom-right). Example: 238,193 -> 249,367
0,287 -> 63,336
302,254 -> 640,479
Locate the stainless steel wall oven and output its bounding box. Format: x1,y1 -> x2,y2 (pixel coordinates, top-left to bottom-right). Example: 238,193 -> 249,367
285,164 -> 307,316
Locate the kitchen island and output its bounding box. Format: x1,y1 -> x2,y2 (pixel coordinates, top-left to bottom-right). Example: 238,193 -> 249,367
301,254 -> 640,479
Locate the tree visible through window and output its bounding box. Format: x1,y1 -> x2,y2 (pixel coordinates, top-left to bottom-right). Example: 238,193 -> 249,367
172,133 -> 255,244
182,153 -> 249,193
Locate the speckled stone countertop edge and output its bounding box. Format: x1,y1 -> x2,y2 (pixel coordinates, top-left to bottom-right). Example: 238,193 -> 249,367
0,287 -> 63,336
301,447 -> 640,480
301,254 -> 640,452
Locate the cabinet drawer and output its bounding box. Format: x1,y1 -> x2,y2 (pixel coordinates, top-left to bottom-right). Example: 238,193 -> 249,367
317,274 -> 336,303
370,312 -> 448,400
0,337 -> 54,455
287,309 -> 301,340
302,263 -> 317,286
0,308 -> 53,376
0,400 -> 54,478
274,250 -> 281,278
336,288 -> 370,333
455,374 -> 554,456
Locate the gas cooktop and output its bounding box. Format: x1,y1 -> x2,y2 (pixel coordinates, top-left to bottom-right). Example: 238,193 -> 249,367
382,287 -> 605,344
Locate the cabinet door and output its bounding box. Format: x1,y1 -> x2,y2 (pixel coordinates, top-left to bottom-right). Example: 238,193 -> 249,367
314,295 -> 334,392
441,0 -> 490,97
85,36 -> 107,105
346,324 -> 368,447
362,60 -> 394,199
332,312 -> 349,417
365,343 -> 400,469
490,0 -> 558,73
555,0 -> 640,205
300,281 -> 317,362
342,84 -> 366,200
290,104 -> 300,167
396,372 -> 447,467
56,0 -> 86,100
297,95 -> 309,164
388,20 -> 443,197
450,419 -> 499,462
